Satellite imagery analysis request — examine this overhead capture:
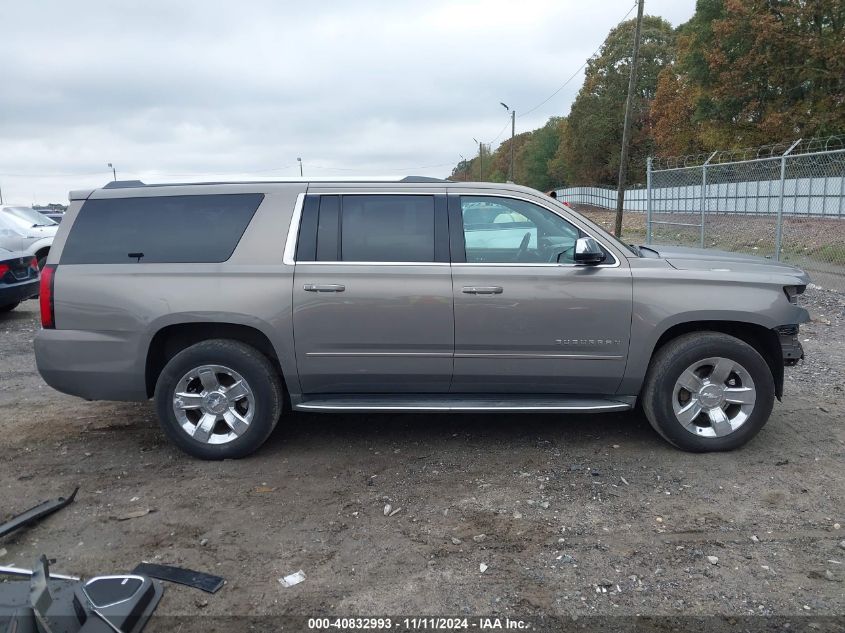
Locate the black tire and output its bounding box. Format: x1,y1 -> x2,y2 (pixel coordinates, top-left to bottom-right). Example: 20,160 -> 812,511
0,302 -> 20,313
641,332 -> 775,452
154,339 -> 283,460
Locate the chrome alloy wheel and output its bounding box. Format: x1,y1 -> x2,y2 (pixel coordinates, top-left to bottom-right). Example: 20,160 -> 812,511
172,364 -> 255,445
672,356 -> 756,438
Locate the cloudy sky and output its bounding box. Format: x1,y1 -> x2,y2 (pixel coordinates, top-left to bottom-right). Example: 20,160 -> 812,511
1,0 -> 695,204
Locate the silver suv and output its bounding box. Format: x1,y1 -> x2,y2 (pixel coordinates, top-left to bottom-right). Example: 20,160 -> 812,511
35,178 -> 809,459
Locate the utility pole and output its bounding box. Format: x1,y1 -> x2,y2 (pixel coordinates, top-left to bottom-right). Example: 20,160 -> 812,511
472,138 -> 484,181
500,103 -> 516,182
613,0 -> 644,238
297,157 -> 303,177
0,183 -> 4,205
108,162 -> 117,181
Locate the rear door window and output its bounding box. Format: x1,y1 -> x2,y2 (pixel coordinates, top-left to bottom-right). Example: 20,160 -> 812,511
60,194 -> 264,264
340,195 -> 435,263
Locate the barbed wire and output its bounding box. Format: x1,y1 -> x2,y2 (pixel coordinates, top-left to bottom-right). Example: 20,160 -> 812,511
651,134 -> 845,170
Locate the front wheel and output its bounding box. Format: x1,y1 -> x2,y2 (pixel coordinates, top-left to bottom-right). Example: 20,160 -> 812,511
154,339 -> 283,459
642,332 -> 775,452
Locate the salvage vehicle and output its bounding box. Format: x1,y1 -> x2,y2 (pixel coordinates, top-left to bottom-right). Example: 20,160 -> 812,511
0,247 -> 39,312
0,207 -> 57,268
34,178 -> 809,459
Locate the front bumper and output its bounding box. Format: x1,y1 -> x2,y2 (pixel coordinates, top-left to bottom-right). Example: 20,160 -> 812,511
0,279 -> 39,307
775,324 -> 804,366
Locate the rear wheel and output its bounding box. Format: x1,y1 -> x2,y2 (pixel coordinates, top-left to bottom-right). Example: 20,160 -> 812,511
0,302 -> 20,313
642,332 -> 775,452
154,339 -> 283,459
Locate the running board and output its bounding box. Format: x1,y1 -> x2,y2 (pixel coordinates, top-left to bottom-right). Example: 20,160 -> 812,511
294,394 -> 634,413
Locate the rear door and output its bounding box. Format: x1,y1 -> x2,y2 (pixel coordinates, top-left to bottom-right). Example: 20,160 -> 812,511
292,191 -> 453,393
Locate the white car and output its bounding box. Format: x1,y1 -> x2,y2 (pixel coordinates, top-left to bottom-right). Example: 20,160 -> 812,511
0,206 -> 58,268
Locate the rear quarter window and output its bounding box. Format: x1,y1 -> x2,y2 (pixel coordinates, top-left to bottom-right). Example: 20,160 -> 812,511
60,193 -> 264,264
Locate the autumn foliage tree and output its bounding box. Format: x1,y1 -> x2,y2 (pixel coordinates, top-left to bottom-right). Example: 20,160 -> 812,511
653,0 -> 845,153
448,1 -> 844,186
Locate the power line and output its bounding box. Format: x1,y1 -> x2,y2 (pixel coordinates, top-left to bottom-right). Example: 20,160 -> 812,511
518,0 -> 638,119
486,119 -> 511,146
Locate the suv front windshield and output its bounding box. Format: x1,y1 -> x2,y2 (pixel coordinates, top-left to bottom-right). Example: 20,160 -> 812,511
2,206 -> 57,227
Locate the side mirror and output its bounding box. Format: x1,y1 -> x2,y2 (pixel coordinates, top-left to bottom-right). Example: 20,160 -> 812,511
573,237 -> 606,265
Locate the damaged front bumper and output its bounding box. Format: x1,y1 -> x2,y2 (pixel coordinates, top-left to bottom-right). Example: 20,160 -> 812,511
775,324 -> 804,366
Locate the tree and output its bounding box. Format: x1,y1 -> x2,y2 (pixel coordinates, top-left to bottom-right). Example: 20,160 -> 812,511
560,15 -> 676,185
651,0 -> 845,152
518,117 -> 565,191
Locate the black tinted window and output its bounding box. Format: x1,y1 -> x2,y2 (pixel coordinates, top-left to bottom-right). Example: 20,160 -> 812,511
340,195 -> 434,262
61,194 -> 264,264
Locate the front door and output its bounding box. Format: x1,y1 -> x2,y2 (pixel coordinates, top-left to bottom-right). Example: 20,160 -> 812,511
449,194 -> 633,394
293,192 -> 453,393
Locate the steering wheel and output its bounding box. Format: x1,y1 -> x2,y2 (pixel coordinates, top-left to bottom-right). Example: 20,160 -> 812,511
515,232 -> 531,261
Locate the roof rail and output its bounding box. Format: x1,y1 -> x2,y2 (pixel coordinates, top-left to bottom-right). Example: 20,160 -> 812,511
98,176 -> 446,189
399,176 -> 445,183
103,180 -> 146,189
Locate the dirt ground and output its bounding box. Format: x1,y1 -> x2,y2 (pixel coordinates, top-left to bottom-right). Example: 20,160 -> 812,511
1,293 -> 844,630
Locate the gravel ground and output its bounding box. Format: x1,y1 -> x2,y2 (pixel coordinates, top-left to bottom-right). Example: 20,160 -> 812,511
1,294 -> 843,630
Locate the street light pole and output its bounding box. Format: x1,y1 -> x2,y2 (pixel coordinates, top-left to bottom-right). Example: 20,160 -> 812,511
472,138 -> 483,182
297,157 -> 303,177
107,163 -> 116,181
500,102 -> 516,182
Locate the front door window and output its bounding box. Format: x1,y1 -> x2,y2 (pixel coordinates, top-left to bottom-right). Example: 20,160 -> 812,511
460,196 -> 581,264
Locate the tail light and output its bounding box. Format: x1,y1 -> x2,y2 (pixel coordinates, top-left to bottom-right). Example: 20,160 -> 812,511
0,263 -> 9,279
30,257 -> 39,272
40,264 -> 56,329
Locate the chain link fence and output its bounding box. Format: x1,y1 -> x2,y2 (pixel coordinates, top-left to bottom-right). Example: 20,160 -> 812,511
556,135 -> 845,291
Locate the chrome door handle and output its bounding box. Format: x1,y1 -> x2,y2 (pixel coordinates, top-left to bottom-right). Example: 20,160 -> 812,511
303,284 -> 345,292
462,286 -> 503,294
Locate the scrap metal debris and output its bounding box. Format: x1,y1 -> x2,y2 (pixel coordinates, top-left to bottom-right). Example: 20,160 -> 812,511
0,554 -> 163,633
0,487 -> 78,539
132,562 -> 225,594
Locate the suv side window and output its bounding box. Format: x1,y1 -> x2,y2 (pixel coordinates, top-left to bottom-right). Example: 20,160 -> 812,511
460,196 -> 581,264
61,194 -> 264,264
340,195 -> 435,262
298,195 -> 441,263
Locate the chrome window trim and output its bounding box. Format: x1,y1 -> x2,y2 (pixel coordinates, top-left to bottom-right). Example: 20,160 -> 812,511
285,191 -> 442,265
296,261 -> 450,267
282,192 -> 306,266
282,190 -> 622,268
452,191 -> 621,268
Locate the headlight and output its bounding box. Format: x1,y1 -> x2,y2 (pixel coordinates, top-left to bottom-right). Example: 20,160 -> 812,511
783,285 -> 805,305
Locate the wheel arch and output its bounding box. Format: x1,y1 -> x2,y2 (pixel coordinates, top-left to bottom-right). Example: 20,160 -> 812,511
648,321 -> 783,400
145,321 -> 288,400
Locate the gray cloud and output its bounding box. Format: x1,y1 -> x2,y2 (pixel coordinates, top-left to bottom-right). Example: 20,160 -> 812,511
0,0 -> 695,203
